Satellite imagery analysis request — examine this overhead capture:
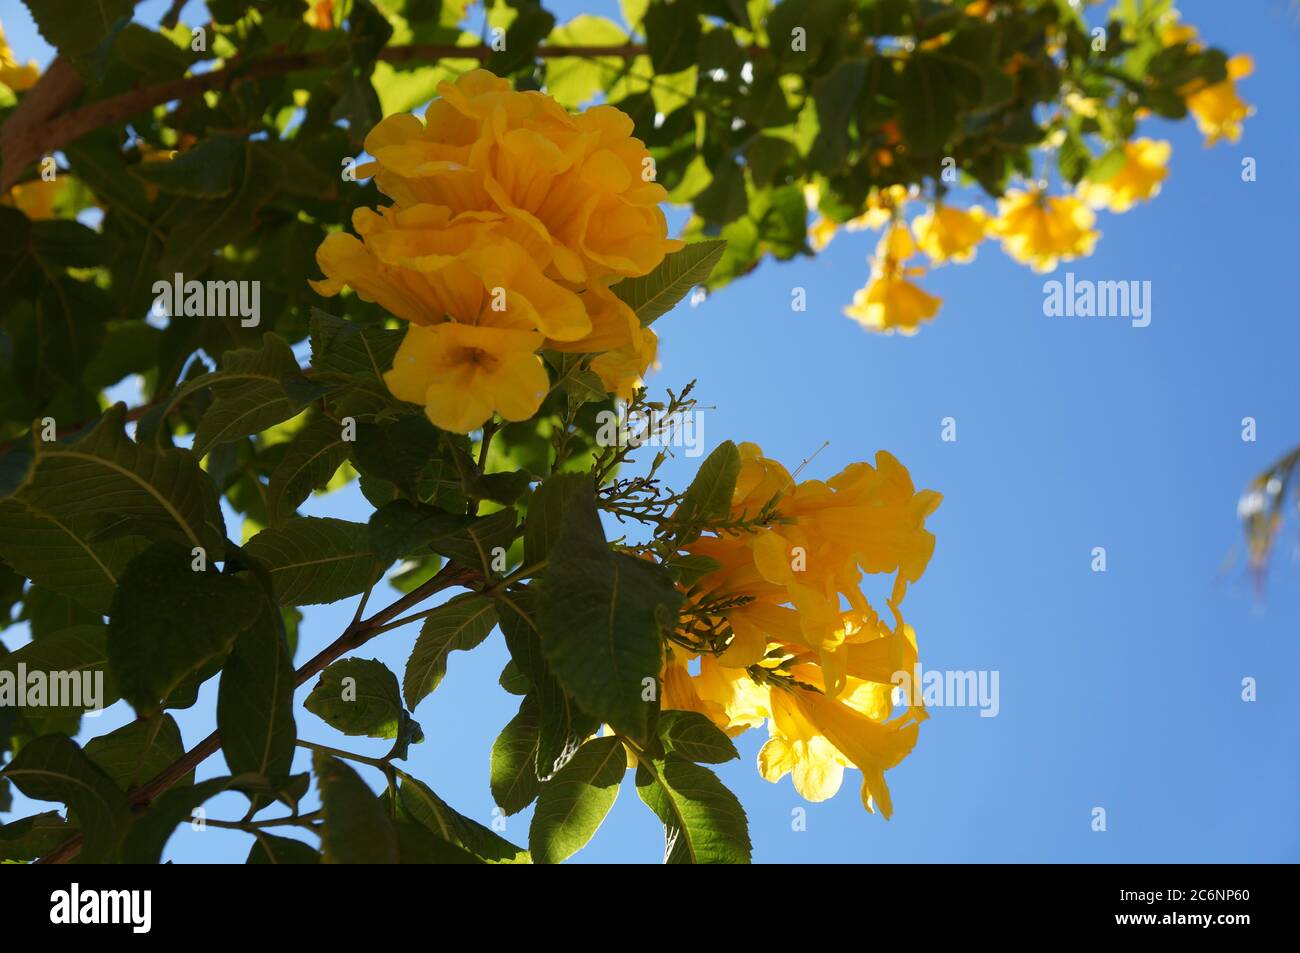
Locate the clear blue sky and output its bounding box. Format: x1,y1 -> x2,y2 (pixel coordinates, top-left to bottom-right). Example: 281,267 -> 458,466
4,1 -> 1299,863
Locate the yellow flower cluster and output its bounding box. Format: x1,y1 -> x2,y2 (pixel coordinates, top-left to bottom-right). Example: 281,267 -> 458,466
843,222 -> 944,335
813,13 -> 1247,335
311,70 -> 680,432
663,443 -> 940,817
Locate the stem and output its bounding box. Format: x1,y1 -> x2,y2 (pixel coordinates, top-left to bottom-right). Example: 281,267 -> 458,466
35,561 -> 481,864
295,740 -> 388,770
204,810 -> 322,831
1,41 -> 761,192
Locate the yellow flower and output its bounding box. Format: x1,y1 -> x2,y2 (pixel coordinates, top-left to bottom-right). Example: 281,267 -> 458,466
805,184 -> 909,251
843,223 -> 943,334
912,204 -> 988,264
1081,138 -> 1171,213
589,325 -> 658,401
992,188 -> 1098,272
0,22 -> 39,92
1,178 -> 62,220
759,680 -> 920,817
311,203 -> 591,341
384,321 -> 548,433
359,69 -> 680,285
1184,55 -> 1254,146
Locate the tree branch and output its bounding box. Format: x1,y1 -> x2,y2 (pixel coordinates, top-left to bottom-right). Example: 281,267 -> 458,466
0,42 -> 667,192
34,560 -> 481,864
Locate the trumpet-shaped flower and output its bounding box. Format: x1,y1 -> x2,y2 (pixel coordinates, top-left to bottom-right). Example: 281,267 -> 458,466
1081,139 -> 1171,212
843,223 -> 943,334
912,204 -> 988,264
992,189 -> 1098,272
384,321 -> 548,433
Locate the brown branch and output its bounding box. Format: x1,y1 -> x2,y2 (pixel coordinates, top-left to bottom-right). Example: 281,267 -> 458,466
0,42 -> 668,192
34,560 -> 482,864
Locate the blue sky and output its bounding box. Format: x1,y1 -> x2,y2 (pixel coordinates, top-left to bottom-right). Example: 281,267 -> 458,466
4,0 -> 1299,863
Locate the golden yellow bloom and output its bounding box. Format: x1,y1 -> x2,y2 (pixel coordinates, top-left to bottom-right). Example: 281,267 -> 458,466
0,22 -> 39,92
662,442 -> 937,816
843,223 -> 943,334
805,184 -> 909,251
311,204 -> 591,341
1,178 -> 62,220
384,321 -> 548,433
1081,139 -> 1171,213
992,188 -> 1098,272
1184,55 -> 1254,146
912,204 -> 988,264
359,69 -> 680,285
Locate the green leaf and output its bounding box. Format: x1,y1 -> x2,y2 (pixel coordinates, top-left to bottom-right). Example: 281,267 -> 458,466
524,470 -> 591,564
644,0 -> 700,73
246,832 -> 321,864
108,541 -> 262,714
0,500 -> 147,614
1,734 -> 130,863
545,15 -> 628,106
403,594 -> 498,709
264,415 -> 351,525
189,334 -> 305,459
84,714 -> 191,790
352,415 -> 446,501
899,54 -> 962,155
487,4 -> 555,74
658,710 -> 739,764
635,756 -> 751,864
693,159 -> 748,226
529,736 -> 625,864
244,517 -> 382,606
129,133 -> 245,198
315,752 -> 399,864
611,240 -> 727,325
0,811 -> 71,862
5,403 -> 227,554
397,775 -> 529,863
0,623 -> 118,729
810,59 -> 868,172
537,478 -> 681,741
21,0 -> 133,57
309,309 -> 405,381
673,440 -> 740,538
489,696 -> 542,815
217,600 -> 297,778
496,588 -> 600,779
306,658 -> 405,739
120,774 -> 290,863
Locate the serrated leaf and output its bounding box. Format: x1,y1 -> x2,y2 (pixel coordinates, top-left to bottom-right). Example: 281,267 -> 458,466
397,775 -> 529,864
189,334 -> 305,458
403,594 -> 498,709
0,811 -> 71,862
246,832 -> 321,864
128,133 -> 244,198
658,710 -> 739,764
309,308 -> 405,380
108,541 -> 262,714
306,658 -> 405,739
529,736 -> 625,864
244,517 -> 382,606
84,713 -> 191,790
21,0 -> 133,57
6,403 -> 227,554
537,480 -> 681,741
611,240 -> 727,325
490,696 -> 542,816
673,440 -> 740,538
0,623 -> 118,732
315,752 -> 399,864
1,734 -> 130,863
217,600 -> 296,779
496,589 -> 599,780
264,414 -> 350,525
635,756 -> 751,864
